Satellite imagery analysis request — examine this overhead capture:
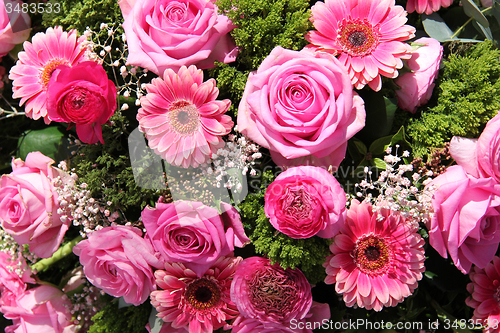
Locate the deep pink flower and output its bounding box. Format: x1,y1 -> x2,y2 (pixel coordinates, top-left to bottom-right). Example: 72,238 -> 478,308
466,256 -> 500,333
1,284 -> 76,333
0,0 -> 30,57
73,225 -> 163,306
122,0 -> 238,75
395,37 -> 443,113
0,152 -> 72,258
230,257 -> 312,324
305,0 -> 415,91
138,65 -> 233,168
450,112 -> 500,183
265,166 -> 346,239
9,26 -> 89,123
237,46 -> 365,169
47,61 -> 117,144
150,256 -> 241,333
428,165 -> 500,274
142,200 -> 249,277
324,200 -> 425,311
406,0 -> 453,15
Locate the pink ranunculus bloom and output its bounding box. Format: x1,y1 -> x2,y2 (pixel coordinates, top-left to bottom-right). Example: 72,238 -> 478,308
0,152 -> 72,258
0,0 -> 30,57
466,256 -> 500,333
324,200 -> 425,311
137,65 -> 233,168
265,166 -> 346,239
305,0 -> 415,91
237,46 -> 366,169
406,0 -> 453,15
46,61 -> 117,144
428,165 -> 500,274
142,200 -> 249,277
150,256 -> 241,333
122,0 -> 238,76
1,284 -> 76,333
450,112 -> 500,182
72,224 -> 163,306
9,27 -> 89,123
394,38 -> 443,113
230,257 -> 313,325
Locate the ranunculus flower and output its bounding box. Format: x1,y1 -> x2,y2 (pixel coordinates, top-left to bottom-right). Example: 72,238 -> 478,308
47,61 -> 117,144
428,165 -> 500,274
450,112 -> 500,183
237,46 -> 365,169
264,166 -> 346,239
72,224 -> 162,306
0,152 -> 72,258
1,284 -> 76,333
142,200 -> 249,277
122,0 -> 238,75
394,37 -> 443,113
230,257 -> 312,325
0,0 -> 30,57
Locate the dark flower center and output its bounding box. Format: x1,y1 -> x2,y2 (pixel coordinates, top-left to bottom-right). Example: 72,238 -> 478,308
338,18 -> 380,57
185,278 -> 220,310
348,31 -> 367,48
364,245 -> 380,261
353,235 -> 392,275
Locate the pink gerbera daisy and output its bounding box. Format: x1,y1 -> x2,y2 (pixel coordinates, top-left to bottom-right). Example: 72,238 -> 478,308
150,256 -> 241,333
305,0 -> 416,91
8,26 -> 90,123
324,200 -> 425,311
137,65 -> 233,168
466,256 -> 500,332
406,0 -> 453,15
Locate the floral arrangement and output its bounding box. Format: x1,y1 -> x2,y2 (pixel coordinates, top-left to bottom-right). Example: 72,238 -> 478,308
1,0 -> 500,332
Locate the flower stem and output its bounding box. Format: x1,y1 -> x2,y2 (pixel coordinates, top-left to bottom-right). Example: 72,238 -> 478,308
31,235 -> 83,273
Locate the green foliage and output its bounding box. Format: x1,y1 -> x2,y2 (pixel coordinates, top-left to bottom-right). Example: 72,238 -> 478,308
208,63 -> 249,116
42,0 -> 123,32
408,41 -> 500,157
88,298 -> 151,333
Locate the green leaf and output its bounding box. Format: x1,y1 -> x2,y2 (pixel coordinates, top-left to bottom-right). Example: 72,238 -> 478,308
18,126 -> 70,161
373,158 -> 387,170
368,135 -> 392,156
352,138 -> 367,155
355,90 -> 394,142
473,19 -> 493,39
422,13 -> 456,42
389,126 -> 408,147
462,0 -> 490,28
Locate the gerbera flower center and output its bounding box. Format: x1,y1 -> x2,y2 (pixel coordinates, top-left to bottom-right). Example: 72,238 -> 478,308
185,278 -> 221,310
168,102 -> 199,135
338,18 -> 380,57
40,59 -> 69,89
249,267 -> 296,315
353,235 -> 392,275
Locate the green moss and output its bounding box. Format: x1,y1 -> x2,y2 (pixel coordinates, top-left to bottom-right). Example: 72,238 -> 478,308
88,298 -> 151,333
408,41 -> 500,157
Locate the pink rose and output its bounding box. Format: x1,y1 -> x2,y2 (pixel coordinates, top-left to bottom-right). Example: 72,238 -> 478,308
122,0 -> 238,75
47,61 -> 117,144
428,165 -> 500,274
0,251 -> 34,296
72,225 -> 162,306
237,46 -> 366,169
1,284 -> 76,333
264,166 -> 346,239
450,112 -> 500,182
0,0 -> 30,57
0,152 -> 72,258
394,37 -> 443,113
141,200 -> 250,277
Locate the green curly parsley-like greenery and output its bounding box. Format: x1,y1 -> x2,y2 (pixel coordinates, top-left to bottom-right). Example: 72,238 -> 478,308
88,297 -> 151,333
408,41 -> 500,157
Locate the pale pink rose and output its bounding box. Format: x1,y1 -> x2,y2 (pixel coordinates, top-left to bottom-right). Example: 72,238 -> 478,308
0,251 -> 34,296
73,225 -> 162,306
237,46 -> 365,169
1,284 -> 76,333
0,152 -> 72,258
450,112 -> 500,182
122,0 -> 238,75
428,165 -> 500,274
0,0 -> 30,57
265,166 -> 346,239
142,200 -> 250,277
394,37 -> 443,113
47,61 -> 117,144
